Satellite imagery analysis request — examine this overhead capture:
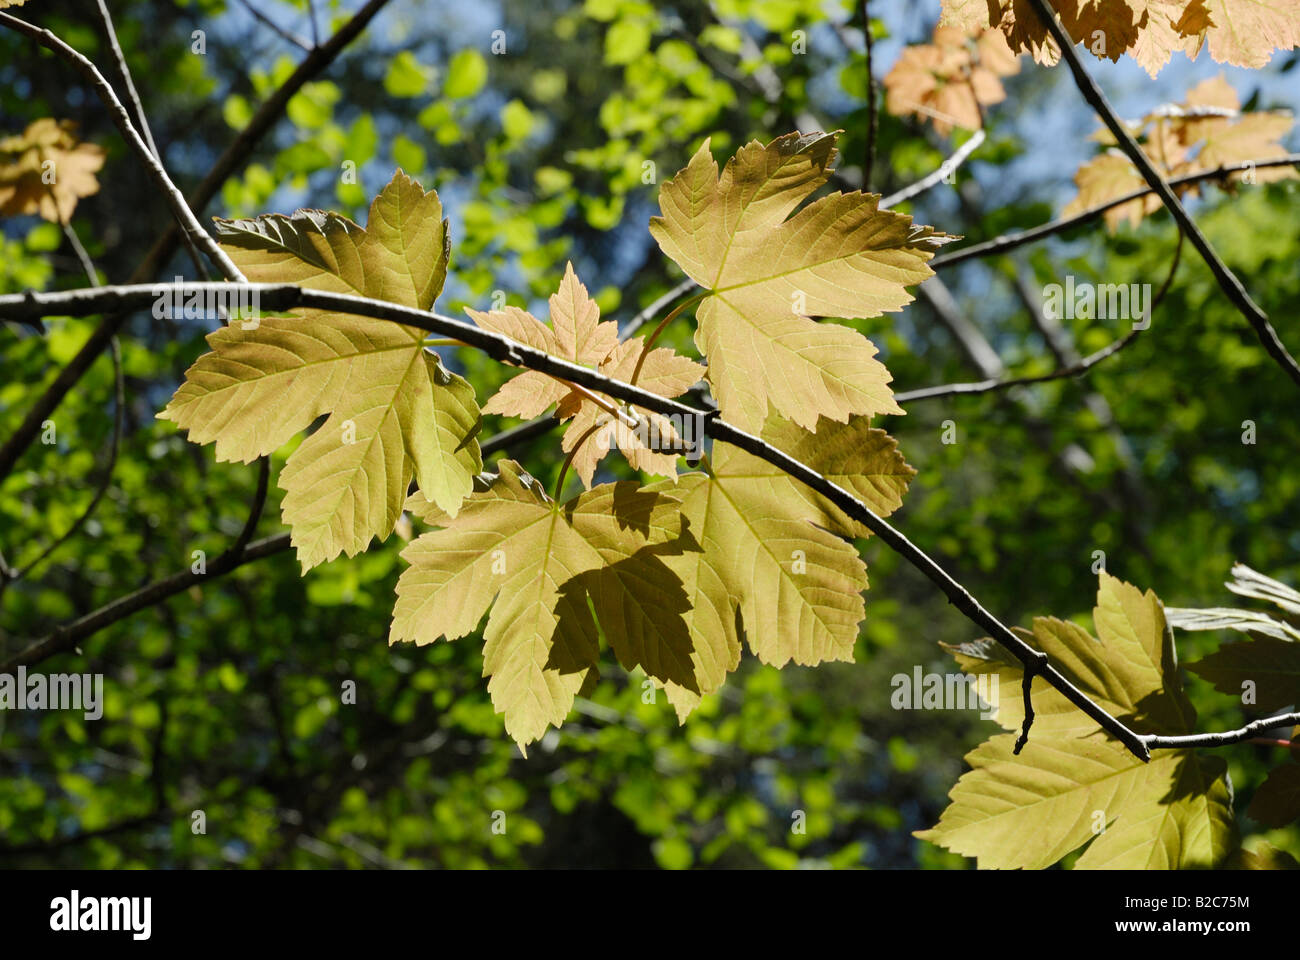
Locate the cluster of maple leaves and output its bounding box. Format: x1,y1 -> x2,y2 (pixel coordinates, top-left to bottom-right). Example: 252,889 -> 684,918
884,21 -> 1022,134
9,0 -> 1298,866
161,133 -> 939,748
1065,74 -> 1298,229
941,0 -> 1300,75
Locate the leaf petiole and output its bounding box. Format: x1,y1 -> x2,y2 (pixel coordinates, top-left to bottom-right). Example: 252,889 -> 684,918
629,291 -> 705,386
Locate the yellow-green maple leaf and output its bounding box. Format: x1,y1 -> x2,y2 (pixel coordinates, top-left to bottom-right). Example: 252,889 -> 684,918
645,416 -> 914,720
390,461 -> 683,750
159,171 -> 481,570
917,572 -> 1237,869
649,131 -> 951,432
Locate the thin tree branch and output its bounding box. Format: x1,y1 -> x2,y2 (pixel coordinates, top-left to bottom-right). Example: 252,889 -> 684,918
898,231 -> 1184,403
93,0 -> 209,279
916,277 -> 1005,378
1143,712 -> 1300,751
1013,666 -> 1037,754
138,0 -> 393,283
234,0 -> 314,52
307,0 -> 321,47
2,532 -> 291,671
0,10 -> 245,282
1024,0 -> 1300,389
858,0 -> 877,191
0,280 -> 1159,761
929,156 -> 1300,270
0,811 -> 165,857
880,128 -> 986,208
232,456 -> 271,557
59,220 -> 99,285
12,283 -> 1294,757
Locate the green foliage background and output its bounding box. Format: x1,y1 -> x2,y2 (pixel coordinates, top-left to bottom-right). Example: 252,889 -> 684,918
1,0 -> 1297,868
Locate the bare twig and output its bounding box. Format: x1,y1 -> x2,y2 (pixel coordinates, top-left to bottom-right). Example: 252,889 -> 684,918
621,278 -> 700,338
1024,0 -> 1300,389
1143,712 -> 1300,751
899,231 -> 1184,403
232,456 -> 271,557
234,0 -> 313,52
59,220 -> 99,285
1013,657 -> 1046,754
930,156 -> 1300,270
880,128 -> 986,208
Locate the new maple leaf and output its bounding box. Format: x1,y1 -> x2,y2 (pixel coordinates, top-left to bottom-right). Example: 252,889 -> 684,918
650,131 -> 953,433
1063,74 -> 1296,230
943,0 -> 1300,75
918,573 -> 1237,869
0,118 -> 104,222
159,171 -> 482,570
640,415 -> 915,720
391,460 -> 684,750
883,23 -> 1021,134
471,262 -> 704,487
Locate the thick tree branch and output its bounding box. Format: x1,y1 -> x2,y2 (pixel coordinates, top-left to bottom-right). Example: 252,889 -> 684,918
0,281 -> 1158,761
1023,0 -> 1300,388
